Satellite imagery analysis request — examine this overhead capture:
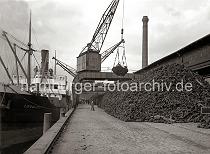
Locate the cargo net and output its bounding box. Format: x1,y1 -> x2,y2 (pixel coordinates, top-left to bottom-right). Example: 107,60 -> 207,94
112,43 -> 128,76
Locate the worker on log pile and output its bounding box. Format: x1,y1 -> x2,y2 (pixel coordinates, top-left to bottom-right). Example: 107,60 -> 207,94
90,99 -> 95,111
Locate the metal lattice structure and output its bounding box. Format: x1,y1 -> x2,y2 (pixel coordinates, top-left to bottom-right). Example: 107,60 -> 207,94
52,57 -> 77,77
80,0 -> 120,54
101,39 -> 124,63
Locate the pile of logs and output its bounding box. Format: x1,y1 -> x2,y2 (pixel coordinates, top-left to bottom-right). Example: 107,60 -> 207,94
99,63 -> 210,128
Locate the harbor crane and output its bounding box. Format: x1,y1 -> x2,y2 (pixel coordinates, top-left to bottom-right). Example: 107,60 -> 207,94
54,0 -> 123,77
77,0 -> 121,72
52,38 -> 124,77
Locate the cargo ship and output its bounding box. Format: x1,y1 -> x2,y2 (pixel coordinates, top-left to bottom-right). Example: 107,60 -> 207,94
0,50 -> 71,152
0,13 -> 71,153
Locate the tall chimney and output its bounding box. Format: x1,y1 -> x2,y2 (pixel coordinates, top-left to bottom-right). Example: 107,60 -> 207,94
142,16 -> 149,68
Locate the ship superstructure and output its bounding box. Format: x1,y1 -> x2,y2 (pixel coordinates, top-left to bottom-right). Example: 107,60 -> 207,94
12,50 -> 71,103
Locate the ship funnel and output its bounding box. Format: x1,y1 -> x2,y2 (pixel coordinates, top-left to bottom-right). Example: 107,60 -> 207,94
41,49 -> 49,75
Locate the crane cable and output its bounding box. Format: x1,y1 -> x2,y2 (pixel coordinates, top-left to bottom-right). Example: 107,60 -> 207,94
114,0 -> 127,67
113,47 -> 120,67
121,0 -> 127,67
121,0 -> 125,40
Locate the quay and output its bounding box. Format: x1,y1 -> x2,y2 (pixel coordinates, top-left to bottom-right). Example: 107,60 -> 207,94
25,104 -> 210,154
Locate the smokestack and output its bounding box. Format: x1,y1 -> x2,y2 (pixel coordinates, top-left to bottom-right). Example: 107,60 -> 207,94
41,49 -> 49,75
142,16 -> 149,68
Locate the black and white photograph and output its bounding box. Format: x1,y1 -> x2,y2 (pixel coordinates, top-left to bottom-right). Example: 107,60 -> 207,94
0,0 -> 210,153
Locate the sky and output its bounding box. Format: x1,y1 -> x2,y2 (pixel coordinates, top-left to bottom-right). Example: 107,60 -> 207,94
0,0 -> 210,83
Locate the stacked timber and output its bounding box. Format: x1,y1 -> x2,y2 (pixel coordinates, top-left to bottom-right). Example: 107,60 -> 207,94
99,63 -> 210,128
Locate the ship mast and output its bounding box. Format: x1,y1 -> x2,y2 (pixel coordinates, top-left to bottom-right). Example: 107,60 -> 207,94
0,56 -> 14,84
54,50 -> 57,75
14,44 -> 20,85
27,11 -> 32,91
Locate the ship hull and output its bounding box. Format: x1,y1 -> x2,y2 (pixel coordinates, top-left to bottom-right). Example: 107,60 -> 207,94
0,91 -> 70,152
1,93 -> 60,130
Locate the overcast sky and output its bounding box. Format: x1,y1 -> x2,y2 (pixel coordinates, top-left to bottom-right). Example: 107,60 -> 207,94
0,0 -> 210,83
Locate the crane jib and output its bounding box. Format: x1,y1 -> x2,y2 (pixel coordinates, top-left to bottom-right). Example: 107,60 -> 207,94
83,0 -> 120,53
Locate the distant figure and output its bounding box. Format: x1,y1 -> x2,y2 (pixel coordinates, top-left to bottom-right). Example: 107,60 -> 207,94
33,66 -> 38,77
90,100 -> 95,111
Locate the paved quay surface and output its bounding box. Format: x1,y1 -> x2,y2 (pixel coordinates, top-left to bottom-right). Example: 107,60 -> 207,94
52,104 -> 210,154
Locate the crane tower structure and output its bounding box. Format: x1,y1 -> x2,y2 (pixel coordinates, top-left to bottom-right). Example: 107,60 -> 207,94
77,0 -> 120,73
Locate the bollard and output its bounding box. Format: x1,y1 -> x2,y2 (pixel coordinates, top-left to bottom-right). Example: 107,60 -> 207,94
43,113 -> 52,134
60,108 -> 65,118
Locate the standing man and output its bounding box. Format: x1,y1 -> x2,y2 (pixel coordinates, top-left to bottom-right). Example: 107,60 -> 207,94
90,100 -> 95,111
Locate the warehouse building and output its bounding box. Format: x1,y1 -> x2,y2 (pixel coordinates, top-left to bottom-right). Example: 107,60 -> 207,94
135,34 -> 210,81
